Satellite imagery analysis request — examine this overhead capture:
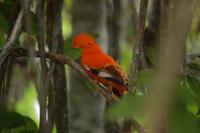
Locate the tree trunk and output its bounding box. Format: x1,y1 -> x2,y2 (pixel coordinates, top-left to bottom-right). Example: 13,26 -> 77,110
46,0 -> 69,132
148,0 -> 194,132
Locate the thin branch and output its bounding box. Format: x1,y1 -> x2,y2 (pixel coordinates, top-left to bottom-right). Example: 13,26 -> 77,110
0,0 -> 32,66
0,9 -> 24,67
8,47 -> 118,103
36,0 -> 49,132
129,0 -> 149,93
36,0 -> 47,75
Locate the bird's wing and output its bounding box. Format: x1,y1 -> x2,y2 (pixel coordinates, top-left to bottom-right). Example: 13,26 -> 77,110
101,65 -> 128,87
83,64 -> 128,97
84,64 -> 127,86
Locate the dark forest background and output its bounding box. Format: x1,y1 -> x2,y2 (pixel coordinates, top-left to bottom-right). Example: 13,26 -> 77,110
0,0 -> 200,133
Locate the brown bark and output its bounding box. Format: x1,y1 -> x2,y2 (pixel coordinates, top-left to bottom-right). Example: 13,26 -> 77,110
141,0 -> 161,68
0,0 -> 24,107
129,0 -> 149,93
46,0 -> 69,132
36,0 -> 49,132
147,0 -> 194,133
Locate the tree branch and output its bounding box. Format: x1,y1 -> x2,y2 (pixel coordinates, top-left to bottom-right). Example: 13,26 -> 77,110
0,9 -> 24,67
36,0 -> 49,132
8,47 -> 118,103
129,0 -> 149,93
46,0 -> 68,132
2,46 -> 145,131
0,0 -> 32,67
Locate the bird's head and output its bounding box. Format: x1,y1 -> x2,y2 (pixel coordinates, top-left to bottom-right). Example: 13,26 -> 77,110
72,33 -> 97,49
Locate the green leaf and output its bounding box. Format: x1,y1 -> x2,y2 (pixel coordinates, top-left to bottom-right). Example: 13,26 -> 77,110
0,110 -> 25,129
178,78 -> 195,103
165,78 -> 200,133
107,94 -> 146,119
186,75 -> 200,98
12,117 -> 38,133
185,75 -> 200,113
176,78 -> 198,115
187,63 -> 200,71
0,107 -> 38,132
169,105 -> 200,133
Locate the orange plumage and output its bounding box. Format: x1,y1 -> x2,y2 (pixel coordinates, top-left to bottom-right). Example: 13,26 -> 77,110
72,33 -> 128,97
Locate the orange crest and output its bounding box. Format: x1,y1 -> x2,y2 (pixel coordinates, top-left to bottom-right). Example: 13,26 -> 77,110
72,33 -> 96,49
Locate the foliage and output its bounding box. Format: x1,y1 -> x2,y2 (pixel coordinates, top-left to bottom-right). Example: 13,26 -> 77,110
0,106 -> 38,132
107,69 -> 200,132
1,0 -> 200,132
0,3 -> 38,35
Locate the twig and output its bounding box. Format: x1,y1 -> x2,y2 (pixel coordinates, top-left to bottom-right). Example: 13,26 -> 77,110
7,47 -> 118,103
0,0 -> 32,66
129,0 -> 149,93
0,9 -> 24,67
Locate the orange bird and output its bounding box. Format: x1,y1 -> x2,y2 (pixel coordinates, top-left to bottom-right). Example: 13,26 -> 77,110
72,33 -> 128,97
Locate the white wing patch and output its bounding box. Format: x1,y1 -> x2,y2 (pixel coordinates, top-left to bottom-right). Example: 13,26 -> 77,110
98,71 -> 114,78
84,65 -> 114,78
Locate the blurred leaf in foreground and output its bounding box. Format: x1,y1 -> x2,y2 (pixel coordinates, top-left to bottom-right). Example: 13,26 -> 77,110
0,106 -> 38,132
